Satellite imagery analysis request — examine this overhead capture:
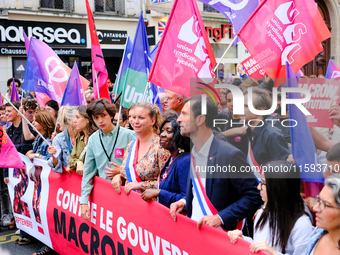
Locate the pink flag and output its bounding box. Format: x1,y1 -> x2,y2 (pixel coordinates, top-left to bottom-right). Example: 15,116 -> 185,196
85,0 -> 110,101
238,0 -> 331,81
0,126 -> 25,168
149,0 -> 217,98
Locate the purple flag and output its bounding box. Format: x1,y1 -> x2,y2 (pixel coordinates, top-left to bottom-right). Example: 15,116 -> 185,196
198,0 -> 258,45
60,61 -> 85,107
286,62 -> 323,183
10,78 -> 20,102
23,30 -> 30,53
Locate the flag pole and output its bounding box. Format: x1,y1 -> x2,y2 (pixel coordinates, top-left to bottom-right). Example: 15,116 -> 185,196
54,116 -> 59,133
213,35 -> 238,72
94,70 -> 100,99
2,96 -> 50,145
142,68 -> 150,102
116,105 -> 122,126
21,89 -> 24,107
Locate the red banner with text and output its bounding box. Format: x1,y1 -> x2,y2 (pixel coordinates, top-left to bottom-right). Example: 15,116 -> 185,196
8,155 -> 268,255
297,78 -> 340,128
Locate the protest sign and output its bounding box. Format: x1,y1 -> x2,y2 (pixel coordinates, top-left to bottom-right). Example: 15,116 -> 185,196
298,78 -> 340,128
8,155 -> 267,255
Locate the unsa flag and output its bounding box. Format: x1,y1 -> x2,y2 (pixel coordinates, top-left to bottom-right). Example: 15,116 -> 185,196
149,0 -> 217,98
237,0 -> 331,81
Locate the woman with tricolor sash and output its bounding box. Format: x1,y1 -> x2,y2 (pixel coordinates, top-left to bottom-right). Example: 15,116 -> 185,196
112,102 -> 170,196
141,114 -> 190,207
228,161 -> 313,255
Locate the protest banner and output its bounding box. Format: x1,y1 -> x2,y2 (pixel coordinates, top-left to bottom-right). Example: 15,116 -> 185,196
8,155 -> 267,255
297,78 -> 340,128
241,56 -> 266,79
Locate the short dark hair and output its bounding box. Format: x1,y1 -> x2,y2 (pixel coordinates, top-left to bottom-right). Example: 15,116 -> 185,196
0,105 -> 5,111
45,100 -> 59,112
87,98 -> 116,125
7,78 -> 21,87
185,95 -> 217,129
5,101 -> 20,111
159,114 -> 190,152
326,143 -> 340,162
244,87 -> 273,111
23,99 -> 39,111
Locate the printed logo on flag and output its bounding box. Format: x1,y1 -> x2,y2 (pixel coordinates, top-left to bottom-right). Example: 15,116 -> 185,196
331,71 -> 340,79
158,21 -> 167,36
177,16 -> 214,81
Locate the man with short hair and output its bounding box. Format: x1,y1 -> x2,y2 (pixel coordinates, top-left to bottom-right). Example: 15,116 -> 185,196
23,99 -> 39,123
163,90 -> 184,113
80,98 -> 137,221
170,96 -> 261,231
244,87 -> 290,167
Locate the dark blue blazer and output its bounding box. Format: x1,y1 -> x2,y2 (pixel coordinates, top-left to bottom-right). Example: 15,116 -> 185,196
186,137 -> 262,230
159,153 -> 190,208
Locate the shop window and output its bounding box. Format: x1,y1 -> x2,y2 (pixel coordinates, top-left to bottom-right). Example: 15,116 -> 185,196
40,0 -> 74,12
203,4 -> 219,13
95,0 -> 125,15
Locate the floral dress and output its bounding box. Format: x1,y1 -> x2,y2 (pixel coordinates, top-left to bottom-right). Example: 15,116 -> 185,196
121,135 -> 170,190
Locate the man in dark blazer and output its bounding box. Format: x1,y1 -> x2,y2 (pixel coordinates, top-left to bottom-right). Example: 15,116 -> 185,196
170,96 -> 262,231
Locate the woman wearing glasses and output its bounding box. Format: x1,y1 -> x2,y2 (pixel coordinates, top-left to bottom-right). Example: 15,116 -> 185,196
305,174 -> 340,255
228,161 -> 313,255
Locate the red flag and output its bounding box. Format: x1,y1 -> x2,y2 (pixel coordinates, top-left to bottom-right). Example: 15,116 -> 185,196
238,0 -> 331,82
149,0 -> 217,98
0,126 -> 25,169
85,0 -> 110,101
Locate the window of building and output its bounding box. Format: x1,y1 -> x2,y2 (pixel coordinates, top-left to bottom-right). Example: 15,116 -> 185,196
40,0 -> 74,12
95,0 -> 125,15
203,4 -> 219,13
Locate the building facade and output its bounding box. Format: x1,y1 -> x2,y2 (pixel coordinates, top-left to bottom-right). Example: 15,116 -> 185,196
0,0 -> 143,93
0,0 -> 339,93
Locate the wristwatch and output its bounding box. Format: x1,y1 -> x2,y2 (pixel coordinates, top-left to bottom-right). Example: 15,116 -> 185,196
35,153 -> 40,158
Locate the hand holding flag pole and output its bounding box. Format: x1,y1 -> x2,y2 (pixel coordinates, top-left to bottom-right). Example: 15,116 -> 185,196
2,95 -> 50,145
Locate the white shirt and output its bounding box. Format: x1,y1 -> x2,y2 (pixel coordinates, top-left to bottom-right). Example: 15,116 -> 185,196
243,208 -> 314,255
190,134 -> 213,222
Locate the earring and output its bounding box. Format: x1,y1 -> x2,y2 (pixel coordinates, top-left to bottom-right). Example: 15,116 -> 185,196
178,148 -> 184,154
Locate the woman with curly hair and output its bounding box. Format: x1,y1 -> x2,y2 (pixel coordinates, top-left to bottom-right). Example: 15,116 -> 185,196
141,114 -> 190,207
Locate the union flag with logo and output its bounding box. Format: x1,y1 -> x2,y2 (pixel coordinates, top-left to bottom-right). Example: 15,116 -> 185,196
238,0 -> 331,81
149,0 -> 217,98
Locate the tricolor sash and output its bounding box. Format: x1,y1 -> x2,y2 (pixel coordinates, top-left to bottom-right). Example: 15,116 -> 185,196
190,154 -> 244,231
247,141 -> 262,181
125,139 -> 142,184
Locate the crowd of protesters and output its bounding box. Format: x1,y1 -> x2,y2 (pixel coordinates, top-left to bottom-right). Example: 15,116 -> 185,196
0,69 -> 340,255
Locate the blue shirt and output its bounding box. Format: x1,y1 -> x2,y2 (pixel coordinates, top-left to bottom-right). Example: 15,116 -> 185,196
159,153 -> 190,208
48,130 -> 73,173
33,135 -> 52,161
304,227 -> 326,255
80,126 -> 137,204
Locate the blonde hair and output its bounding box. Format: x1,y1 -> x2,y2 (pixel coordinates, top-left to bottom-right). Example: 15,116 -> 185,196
134,102 -> 162,133
57,106 -> 69,128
